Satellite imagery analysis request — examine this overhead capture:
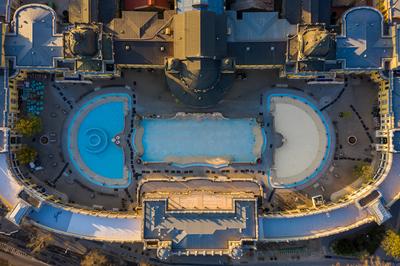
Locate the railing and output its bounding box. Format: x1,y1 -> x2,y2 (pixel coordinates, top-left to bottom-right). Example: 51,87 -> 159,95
259,217 -> 375,242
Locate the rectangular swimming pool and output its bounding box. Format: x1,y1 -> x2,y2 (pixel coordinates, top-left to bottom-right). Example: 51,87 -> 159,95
133,113 -> 266,167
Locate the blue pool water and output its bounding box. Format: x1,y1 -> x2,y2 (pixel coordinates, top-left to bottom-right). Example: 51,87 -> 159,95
135,118 -> 265,166
68,94 -> 127,182
77,102 -> 124,179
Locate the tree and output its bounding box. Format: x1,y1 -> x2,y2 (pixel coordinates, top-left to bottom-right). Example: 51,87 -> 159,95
28,232 -> 54,254
331,226 -> 385,257
382,229 -> 400,259
15,116 -> 42,136
81,249 -> 110,266
331,238 -> 357,255
353,163 -> 374,182
16,146 -> 37,164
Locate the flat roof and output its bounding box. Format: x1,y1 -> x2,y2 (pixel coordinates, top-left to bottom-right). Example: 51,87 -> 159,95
227,42 -> 286,66
393,131 -> 400,152
378,153 -> 400,202
114,40 -> 172,65
176,0 -> 224,14
0,0 -> 6,18
259,204 -> 369,240
143,199 -> 257,250
5,4 -> 63,68
226,11 -> 296,43
336,7 -> 393,69
0,153 -> 23,208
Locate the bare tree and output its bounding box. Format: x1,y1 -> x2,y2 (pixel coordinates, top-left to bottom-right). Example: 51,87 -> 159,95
27,231 -> 54,254
81,249 -> 110,266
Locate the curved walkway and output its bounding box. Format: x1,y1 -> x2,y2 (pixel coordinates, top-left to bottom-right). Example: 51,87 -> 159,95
28,203 -> 142,242
0,153 -> 23,208
376,153 -> 400,205
258,153 -> 398,241
259,204 -> 372,241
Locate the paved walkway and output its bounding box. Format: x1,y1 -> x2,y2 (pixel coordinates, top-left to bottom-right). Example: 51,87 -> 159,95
0,153 -> 23,208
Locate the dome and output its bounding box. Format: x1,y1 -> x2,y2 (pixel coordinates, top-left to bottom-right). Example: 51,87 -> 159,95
66,27 -> 99,57
301,28 -> 334,58
180,58 -> 219,92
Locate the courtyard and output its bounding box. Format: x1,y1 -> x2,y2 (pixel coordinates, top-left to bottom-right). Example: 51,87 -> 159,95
14,69 -> 380,213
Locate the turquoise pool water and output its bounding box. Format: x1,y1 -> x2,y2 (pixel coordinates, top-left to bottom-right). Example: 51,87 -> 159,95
68,94 -> 127,183
77,102 -> 124,179
135,117 -> 265,166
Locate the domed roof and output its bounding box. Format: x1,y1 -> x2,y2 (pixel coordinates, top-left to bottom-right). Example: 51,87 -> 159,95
165,57 -> 234,107
66,27 -> 99,57
157,246 -> 171,260
301,28 -> 334,58
180,58 -> 219,92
